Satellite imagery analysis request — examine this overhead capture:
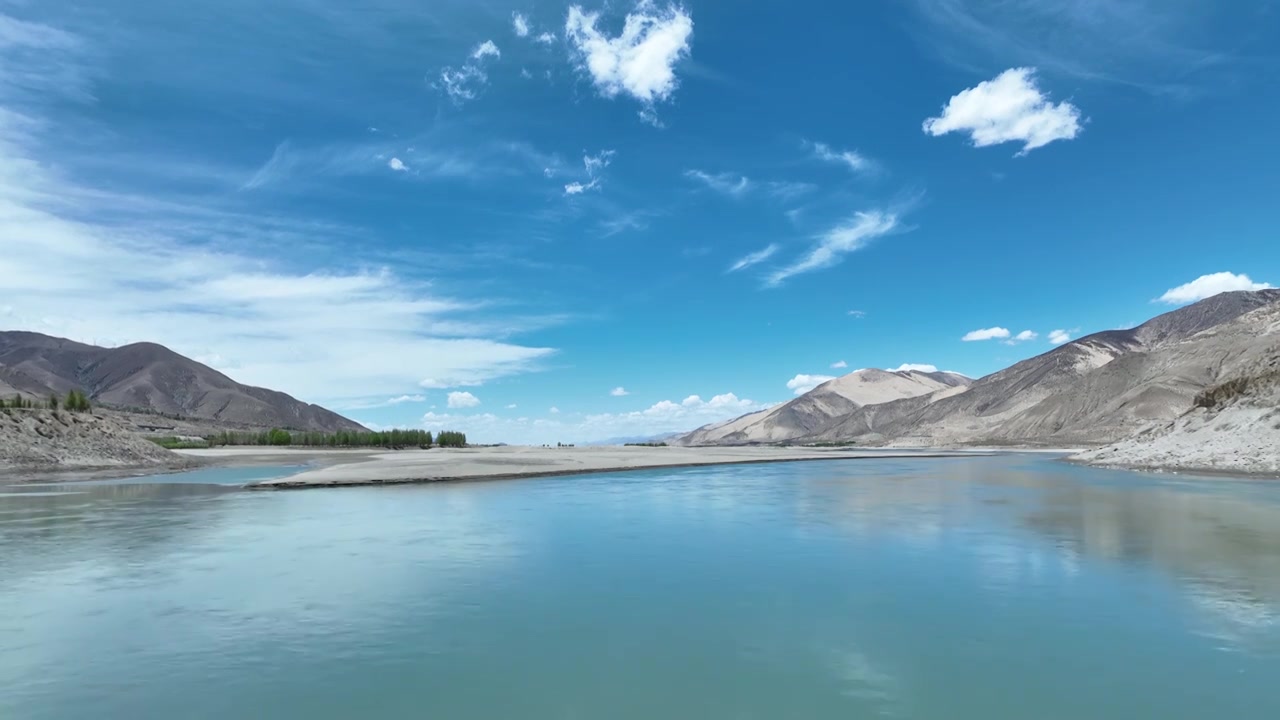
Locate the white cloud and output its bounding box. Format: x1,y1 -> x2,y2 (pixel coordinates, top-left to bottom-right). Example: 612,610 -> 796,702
1048,329 -> 1072,345
685,169 -> 751,197
549,406 -> 561,414
890,364 -> 939,373
962,327 -> 1011,342
1156,272 -> 1273,305
610,386 -> 630,396
536,32 -> 557,45
767,211 -> 899,286
848,310 -> 866,318
471,40 -> 501,60
923,67 -> 1082,154
512,13 -> 530,37
506,404 -> 518,409
388,394 -> 425,405
388,157 -> 408,172
447,391 -> 481,409
811,141 -> 872,173
1002,329 -> 1039,345
564,181 -> 593,195
728,244 -> 779,273
565,2 -> 694,113
831,360 -> 849,369
786,374 -> 836,395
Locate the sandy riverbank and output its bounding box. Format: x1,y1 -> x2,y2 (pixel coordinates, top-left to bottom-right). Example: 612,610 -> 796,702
177,445 -> 991,490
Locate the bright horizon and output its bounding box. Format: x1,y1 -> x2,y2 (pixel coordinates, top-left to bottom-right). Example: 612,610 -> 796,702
2,1 -> 1277,444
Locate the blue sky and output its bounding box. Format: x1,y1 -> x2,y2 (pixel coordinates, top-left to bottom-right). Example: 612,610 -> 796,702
1,0 -> 1277,443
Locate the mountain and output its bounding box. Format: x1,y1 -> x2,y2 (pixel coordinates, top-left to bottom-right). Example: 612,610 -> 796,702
1073,323 -> 1280,475
802,289 -> 1280,447
0,332 -> 364,432
676,369 -> 971,445
675,289 -> 1280,450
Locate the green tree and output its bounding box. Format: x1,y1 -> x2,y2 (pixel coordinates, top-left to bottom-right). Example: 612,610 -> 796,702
63,390 -> 91,412
48,394 -> 59,410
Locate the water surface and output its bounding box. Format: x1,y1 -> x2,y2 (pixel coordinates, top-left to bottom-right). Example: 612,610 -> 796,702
2,456 -> 1279,718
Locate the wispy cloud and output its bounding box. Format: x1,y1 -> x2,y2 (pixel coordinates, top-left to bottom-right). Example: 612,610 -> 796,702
923,68 -> 1082,154
599,210 -> 652,236
765,181 -> 817,201
810,141 -> 874,173
684,169 -> 751,197
1156,272 -> 1272,305
728,244 -> 779,273
437,40 -> 503,104
336,393 -> 427,411
565,2 -> 694,121
767,211 -> 900,286
906,0 -> 1243,95
610,386 -> 630,396
1048,329 -> 1072,345
242,139 -> 479,190
564,149 -> 615,195
0,12 -> 559,409
831,360 -> 849,369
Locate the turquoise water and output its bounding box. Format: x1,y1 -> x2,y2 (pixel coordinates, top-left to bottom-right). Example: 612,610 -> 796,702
2,456 -> 1279,719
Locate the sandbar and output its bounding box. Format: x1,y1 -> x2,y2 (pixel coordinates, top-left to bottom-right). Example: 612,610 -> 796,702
180,445 -> 991,490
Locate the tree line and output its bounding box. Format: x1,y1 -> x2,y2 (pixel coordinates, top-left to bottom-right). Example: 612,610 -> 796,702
3,391 -> 92,412
205,428 -> 467,448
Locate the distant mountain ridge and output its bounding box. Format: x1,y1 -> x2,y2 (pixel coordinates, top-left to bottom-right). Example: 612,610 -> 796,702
0,332 -> 364,432
676,368 -> 972,445
676,289 -> 1280,449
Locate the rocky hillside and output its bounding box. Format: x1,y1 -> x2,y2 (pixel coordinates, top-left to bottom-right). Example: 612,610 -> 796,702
0,409 -> 192,471
1074,345 -> 1280,475
806,290 -> 1280,447
676,289 -> 1280,450
0,332 -> 364,432
676,369 -> 971,445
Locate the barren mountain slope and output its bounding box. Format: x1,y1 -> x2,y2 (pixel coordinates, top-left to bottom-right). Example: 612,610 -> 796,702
1075,343 -> 1280,475
806,290 -> 1280,446
676,369 -> 970,445
0,332 -> 363,432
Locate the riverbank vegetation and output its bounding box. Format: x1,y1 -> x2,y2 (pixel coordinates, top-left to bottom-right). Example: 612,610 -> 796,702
201,429 -> 467,449
3,391 -> 92,412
